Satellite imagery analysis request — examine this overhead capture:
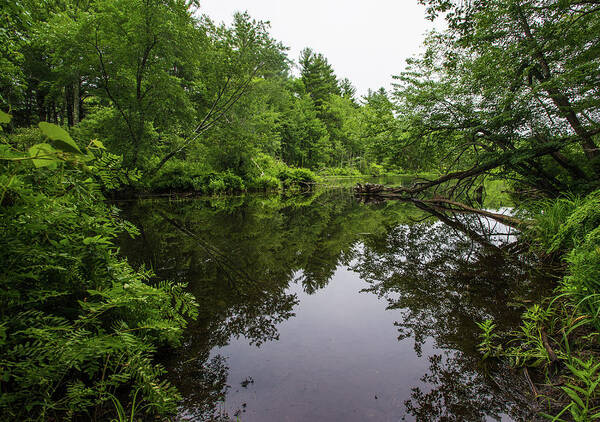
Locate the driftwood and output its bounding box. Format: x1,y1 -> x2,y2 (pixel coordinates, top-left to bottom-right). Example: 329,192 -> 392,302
419,198 -> 524,228
354,183 -> 386,194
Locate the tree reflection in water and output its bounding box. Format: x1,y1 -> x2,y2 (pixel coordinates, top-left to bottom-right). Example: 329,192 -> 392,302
118,190 -> 550,421
354,204 -> 550,421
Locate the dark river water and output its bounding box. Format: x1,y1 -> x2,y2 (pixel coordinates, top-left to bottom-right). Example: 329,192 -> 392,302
118,184 -> 550,421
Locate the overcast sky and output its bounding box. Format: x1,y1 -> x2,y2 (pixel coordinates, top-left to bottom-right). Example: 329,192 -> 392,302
197,0 -> 441,96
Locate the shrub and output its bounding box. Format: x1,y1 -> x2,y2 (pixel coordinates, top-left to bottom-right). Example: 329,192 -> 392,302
245,153 -> 288,180
525,195 -> 583,251
149,160 -> 206,192
277,167 -> 318,190
549,190 -> 600,253
368,163 -> 384,176
564,226 -> 600,325
150,163 -> 246,195
544,191 -> 600,328
201,172 -> 245,195
0,119 -> 197,420
4,127 -> 46,150
318,167 -> 362,177
247,174 -> 281,191
207,177 -> 227,194
219,171 -> 245,193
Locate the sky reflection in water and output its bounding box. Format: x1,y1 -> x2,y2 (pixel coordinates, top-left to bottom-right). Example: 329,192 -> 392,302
118,187 -> 550,421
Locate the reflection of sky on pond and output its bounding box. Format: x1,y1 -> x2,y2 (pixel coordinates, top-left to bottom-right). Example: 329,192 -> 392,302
213,265 -> 433,421
118,189 -> 546,421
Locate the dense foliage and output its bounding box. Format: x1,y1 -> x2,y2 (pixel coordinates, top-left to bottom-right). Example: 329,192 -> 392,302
0,114 -> 198,419
2,0 -> 600,419
394,0 -> 600,197
0,0 -> 427,193
395,1 -> 600,419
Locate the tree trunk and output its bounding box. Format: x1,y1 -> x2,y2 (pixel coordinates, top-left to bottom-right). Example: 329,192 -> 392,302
514,5 -> 599,161
73,77 -> 80,125
65,85 -> 74,127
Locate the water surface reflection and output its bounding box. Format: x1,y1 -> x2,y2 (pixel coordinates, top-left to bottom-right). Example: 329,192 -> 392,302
118,189 -> 549,421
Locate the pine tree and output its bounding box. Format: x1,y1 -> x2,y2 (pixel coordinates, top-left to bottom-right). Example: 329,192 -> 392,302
299,48 -> 340,110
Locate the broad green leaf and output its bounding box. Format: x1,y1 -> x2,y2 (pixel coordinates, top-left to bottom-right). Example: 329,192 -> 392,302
38,122 -> 82,154
0,144 -> 13,157
0,110 -> 11,124
78,152 -> 94,163
28,143 -> 58,169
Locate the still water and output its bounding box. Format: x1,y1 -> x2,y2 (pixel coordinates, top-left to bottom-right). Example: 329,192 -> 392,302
119,186 -> 549,421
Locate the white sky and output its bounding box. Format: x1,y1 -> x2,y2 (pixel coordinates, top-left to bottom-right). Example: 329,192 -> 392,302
197,0 -> 441,97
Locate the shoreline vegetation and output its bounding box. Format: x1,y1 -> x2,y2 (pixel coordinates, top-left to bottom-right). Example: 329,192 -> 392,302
1,0 -> 600,420
111,173 -> 442,199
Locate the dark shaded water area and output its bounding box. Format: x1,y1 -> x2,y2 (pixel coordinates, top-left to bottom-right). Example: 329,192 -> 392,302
118,185 -> 552,421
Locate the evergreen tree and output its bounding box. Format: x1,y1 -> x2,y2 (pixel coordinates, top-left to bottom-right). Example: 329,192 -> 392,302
299,47 -> 340,111
339,77 -> 357,103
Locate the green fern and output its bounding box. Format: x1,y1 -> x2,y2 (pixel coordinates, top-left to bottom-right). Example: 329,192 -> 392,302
0,120 -> 198,420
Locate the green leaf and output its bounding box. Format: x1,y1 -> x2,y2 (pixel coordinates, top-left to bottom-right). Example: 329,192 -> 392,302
83,235 -> 111,245
90,139 -> 105,149
568,384 -> 588,396
562,386 -> 585,409
538,411 -> 567,421
38,122 -> 82,154
83,236 -> 97,245
0,110 -> 11,124
28,143 -> 58,169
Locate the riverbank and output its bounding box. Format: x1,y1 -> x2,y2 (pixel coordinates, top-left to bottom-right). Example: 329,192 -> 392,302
353,180 -> 600,418
483,191 -> 600,419
110,161 -> 441,200
0,119 -> 199,421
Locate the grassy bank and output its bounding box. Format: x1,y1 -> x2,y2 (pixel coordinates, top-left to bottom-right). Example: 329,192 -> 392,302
144,157 -> 320,196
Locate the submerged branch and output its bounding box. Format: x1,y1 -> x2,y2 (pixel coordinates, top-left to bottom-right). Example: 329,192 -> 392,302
355,185 -> 528,228
417,198 -> 526,228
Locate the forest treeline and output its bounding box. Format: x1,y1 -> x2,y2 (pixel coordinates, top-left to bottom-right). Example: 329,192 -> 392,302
1,0 -> 430,196
1,0 -> 600,419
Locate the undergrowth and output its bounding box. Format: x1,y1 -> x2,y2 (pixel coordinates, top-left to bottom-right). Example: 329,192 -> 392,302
0,115 -> 198,420
149,158 -> 318,195
477,190 -> 600,420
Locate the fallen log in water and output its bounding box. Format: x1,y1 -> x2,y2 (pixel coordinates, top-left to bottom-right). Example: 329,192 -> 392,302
353,183 -> 387,194
354,183 -> 529,229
